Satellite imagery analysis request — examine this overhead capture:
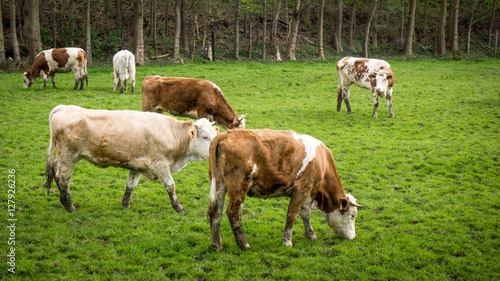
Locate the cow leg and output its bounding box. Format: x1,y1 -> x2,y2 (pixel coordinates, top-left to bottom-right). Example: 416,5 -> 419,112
299,206 -> 317,240
51,74 -> 57,89
337,85 -> 343,112
226,194 -> 250,249
122,170 -> 141,209
387,95 -> 395,118
343,86 -> 353,113
112,73 -> 118,91
119,74 -> 126,94
54,159 -> 76,212
129,69 -> 136,94
372,92 -> 379,118
283,192 -> 309,247
209,182 -> 226,251
156,167 -> 184,213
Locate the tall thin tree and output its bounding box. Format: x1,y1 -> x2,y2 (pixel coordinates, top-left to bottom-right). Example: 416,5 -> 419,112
234,0 -> 241,60
449,0 -> 460,55
318,0 -> 325,59
10,0 -> 20,63
0,1 -> 6,65
173,0 -> 181,60
348,0 -> 357,50
152,0 -> 157,59
262,0 -> 267,60
28,0 -> 42,62
116,0 -> 123,49
437,0 -> 447,55
335,0 -> 343,53
362,0 -> 377,58
181,0 -> 189,52
403,0 -> 416,58
287,0 -> 301,60
85,0 -> 92,66
134,0 -> 146,65
488,0 -> 497,46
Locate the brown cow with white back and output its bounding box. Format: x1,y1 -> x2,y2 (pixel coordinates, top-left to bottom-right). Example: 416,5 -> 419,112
208,129 -> 363,251
44,105 -> 218,213
336,57 -> 395,118
142,76 -> 245,131
23,48 -> 88,90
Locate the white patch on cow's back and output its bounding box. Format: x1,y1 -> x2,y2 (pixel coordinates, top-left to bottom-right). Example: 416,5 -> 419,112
211,82 -> 223,96
293,132 -> 322,180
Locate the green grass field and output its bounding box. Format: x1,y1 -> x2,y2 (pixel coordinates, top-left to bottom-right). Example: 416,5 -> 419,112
1,59 -> 499,280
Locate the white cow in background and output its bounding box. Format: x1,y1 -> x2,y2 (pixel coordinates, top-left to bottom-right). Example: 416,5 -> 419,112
112,50 -> 136,94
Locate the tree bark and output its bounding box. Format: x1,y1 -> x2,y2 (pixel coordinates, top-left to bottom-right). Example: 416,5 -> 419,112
262,0 -> 267,60
52,2 -> 57,48
466,0 -> 480,55
318,0 -> 325,59
437,0 -> 446,55
152,0 -> 157,58
348,0 -> 357,50
362,0 -> 377,58
248,12 -> 252,59
85,0 -> 92,66
134,0 -> 145,65
272,0 -> 281,44
181,0 -> 189,52
488,0 -> 497,46
173,0 -> 181,60
234,0 -> 241,60
403,0 -> 416,58
10,0 -> 20,63
0,0 -> 5,65
116,0 -> 123,49
287,0 -> 301,60
449,0 -> 459,55
28,0 -> 42,63
335,0 -> 343,53
372,10 -> 378,50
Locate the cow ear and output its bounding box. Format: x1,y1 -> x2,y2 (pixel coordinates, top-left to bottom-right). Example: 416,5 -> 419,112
190,126 -> 197,139
237,114 -> 246,122
339,197 -> 349,214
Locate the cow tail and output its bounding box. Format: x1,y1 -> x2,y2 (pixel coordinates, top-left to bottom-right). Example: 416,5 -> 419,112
44,109 -> 57,195
207,135 -> 221,221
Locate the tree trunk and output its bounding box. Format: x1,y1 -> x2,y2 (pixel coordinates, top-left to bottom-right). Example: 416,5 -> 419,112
116,0 -> 123,49
372,10 -> 378,49
449,0 -> 459,55
348,0 -> 357,50
287,0 -> 301,60
423,0 -> 428,37
272,0 -> 281,44
403,0 -> 416,58
262,0 -> 267,60
437,0 -> 446,55
52,3 -> 57,48
164,0 -> 169,40
488,0 -> 497,46
362,0 -> 377,58
10,0 -> 20,63
173,0 -> 181,60
335,0 -> 343,53
152,0 -> 157,58
318,0 -> 325,59
234,0 -> 241,60
28,0 -> 42,62
134,0 -> 145,65
0,0 -> 6,65
301,0 -> 311,28
466,0 -> 480,55
190,14 -> 196,60
85,0 -> 92,66
248,12 -> 252,59
181,0 -> 189,52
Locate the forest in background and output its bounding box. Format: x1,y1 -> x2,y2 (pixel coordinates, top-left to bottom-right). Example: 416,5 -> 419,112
0,0 -> 498,69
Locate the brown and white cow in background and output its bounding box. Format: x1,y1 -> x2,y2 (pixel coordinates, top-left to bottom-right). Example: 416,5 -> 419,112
208,129 -> 363,251
142,76 -> 246,131
112,50 -> 136,94
44,105 -> 218,213
336,57 -> 395,118
23,48 -> 88,90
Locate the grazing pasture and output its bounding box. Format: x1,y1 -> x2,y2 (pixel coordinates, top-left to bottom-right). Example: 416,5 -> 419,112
0,59 -> 499,280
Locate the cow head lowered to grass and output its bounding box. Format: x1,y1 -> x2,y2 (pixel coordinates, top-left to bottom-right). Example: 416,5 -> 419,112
207,129 -> 363,251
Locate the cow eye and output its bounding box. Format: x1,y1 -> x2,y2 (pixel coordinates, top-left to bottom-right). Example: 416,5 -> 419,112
202,134 -> 209,140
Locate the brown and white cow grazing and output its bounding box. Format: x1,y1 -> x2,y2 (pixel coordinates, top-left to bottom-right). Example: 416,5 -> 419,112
142,76 -> 245,131
23,48 -> 88,90
112,50 -> 136,94
336,57 -> 395,118
208,129 -> 363,251
44,105 -> 218,213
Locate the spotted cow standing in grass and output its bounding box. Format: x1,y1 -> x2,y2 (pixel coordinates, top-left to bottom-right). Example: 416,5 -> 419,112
23,48 -> 88,90
336,57 -> 395,118
208,129 -> 363,251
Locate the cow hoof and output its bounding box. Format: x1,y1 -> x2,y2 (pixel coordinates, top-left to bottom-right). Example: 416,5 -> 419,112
306,234 -> 317,240
283,240 -> 293,247
66,205 -> 76,213
239,243 -> 250,249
